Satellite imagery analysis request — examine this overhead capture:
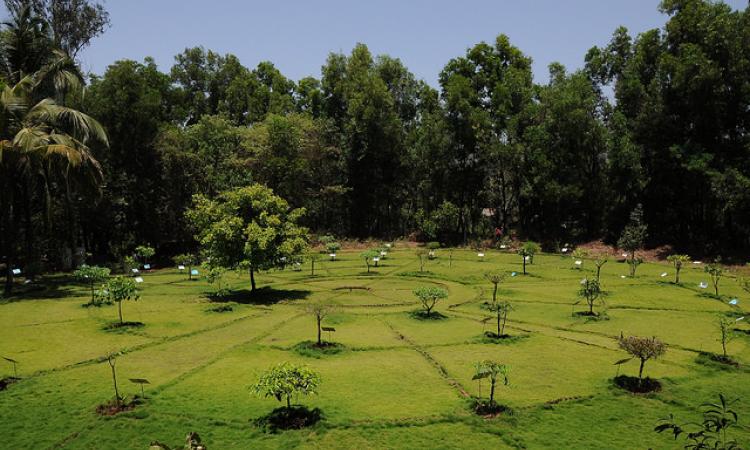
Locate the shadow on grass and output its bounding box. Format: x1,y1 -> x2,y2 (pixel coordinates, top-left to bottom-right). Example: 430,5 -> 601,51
103,321 -> 145,331
292,341 -> 346,358
468,398 -> 512,417
409,310 -> 448,321
205,303 -> 234,313
572,311 -> 609,322
695,352 -> 741,370
0,377 -> 20,391
613,375 -> 661,394
1,274 -> 80,302
209,287 -> 311,305
252,405 -> 323,433
478,332 -> 528,345
95,396 -> 144,416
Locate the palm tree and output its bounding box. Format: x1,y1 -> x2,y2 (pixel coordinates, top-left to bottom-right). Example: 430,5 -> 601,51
0,6 -> 108,294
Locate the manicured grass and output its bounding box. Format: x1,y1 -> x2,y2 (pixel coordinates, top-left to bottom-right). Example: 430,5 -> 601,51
1,249 -> 749,448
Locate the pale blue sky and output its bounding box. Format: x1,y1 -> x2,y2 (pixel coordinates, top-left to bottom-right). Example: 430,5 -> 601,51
65,0 -> 747,84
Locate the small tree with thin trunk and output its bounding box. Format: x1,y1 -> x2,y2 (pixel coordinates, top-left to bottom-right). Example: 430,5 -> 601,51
717,317 -> 738,359
517,241 -> 539,275
360,250 -> 378,273
325,242 -> 340,255
106,353 -> 121,408
618,204 -> 647,277
594,256 -> 608,282
472,360 -> 510,413
97,276 -> 140,325
704,263 -> 723,297
666,254 -> 690,284
308,253 -> 321,276
486,301 -> 513,338
173,253 -> 200,280
135,245 -> 156,267
413,286 -> 448,318
576,278 -> 603,316
485,273 -> 505,305
305,301 -> 336,346
253,363 -> 321,409
74,265 -> 110,304
415,249 -> 428,272
617,335 -> 666,384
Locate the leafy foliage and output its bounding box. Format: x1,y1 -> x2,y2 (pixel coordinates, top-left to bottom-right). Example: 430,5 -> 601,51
413,286 -> 448,317
186,184 -> 309,291
655,394 -> 741,450
667,254 -> 691,284
96,276 -> 140,324
253,363 -> 321,409
617,335 -> 666,380
73,264 -> 109,303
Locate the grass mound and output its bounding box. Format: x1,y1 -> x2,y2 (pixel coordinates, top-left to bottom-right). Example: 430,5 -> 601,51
292,341 -> 346,358
103,321 -> 144,331
695,351 -> 740,369
95,397 -> 142,416
572,311 -> 609,321
613,375 -> 661,393
409,310 -> 448,321
469,398 -> 512,417
479,332 -> 527,344
332,286 -> 371,292
252,405 -> 323,433
0,377 -> 19,391
206,303 -> 234,313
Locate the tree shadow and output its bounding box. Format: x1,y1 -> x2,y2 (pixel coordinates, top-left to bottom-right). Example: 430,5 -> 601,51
613,375 -> 661,393
252,405 -> 323,433
1,274 -> 81,302
209,287 -> 311,305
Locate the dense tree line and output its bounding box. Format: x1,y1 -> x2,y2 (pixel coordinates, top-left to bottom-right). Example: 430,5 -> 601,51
2,0 -> 749,287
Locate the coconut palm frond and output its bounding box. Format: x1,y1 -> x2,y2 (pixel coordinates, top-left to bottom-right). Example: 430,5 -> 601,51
27,99 -> 109,146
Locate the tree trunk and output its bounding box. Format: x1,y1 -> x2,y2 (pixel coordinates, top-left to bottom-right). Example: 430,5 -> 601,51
118,301 -> 123,324
286,395 -> 291,409
675,267 -> 680,284
638,358 -> 645,380
3,175 -> 15,296
496,311 -> 501,336
501,311 -> 508,336
522,257 -> 527,275
250,266 -> 256,291
492,284 -> 498,304
489,378 -> 496,405
317,316 -> 322,345
109,358 -> 120,406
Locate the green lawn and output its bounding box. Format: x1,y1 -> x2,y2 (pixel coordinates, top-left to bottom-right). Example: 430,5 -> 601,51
1,249 -> 749,449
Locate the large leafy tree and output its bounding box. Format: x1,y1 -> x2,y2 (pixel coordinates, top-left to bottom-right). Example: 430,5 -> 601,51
186,184 -> 309,291
3,0 -> 110,57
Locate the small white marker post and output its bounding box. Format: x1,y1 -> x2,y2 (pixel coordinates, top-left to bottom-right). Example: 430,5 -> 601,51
178,265 -> 185,271
12,268 -> 21,276
135,277 -> 144,284
191,269 -> 199,276
329,253 -> 336,261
